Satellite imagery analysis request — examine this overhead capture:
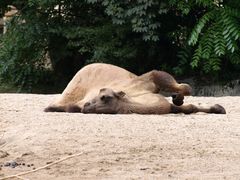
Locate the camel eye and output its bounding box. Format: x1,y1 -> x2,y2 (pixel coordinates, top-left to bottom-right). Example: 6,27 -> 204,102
100,95 -> 112,103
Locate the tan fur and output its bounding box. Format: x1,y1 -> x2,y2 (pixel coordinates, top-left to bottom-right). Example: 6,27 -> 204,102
45,63 -> 226,114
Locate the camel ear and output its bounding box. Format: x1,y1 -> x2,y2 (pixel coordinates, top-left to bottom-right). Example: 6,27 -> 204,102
99,88 -> 107,93
115,91 -> 126,98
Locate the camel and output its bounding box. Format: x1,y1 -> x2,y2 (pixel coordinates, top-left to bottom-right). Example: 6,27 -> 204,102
45,63 -> 226,114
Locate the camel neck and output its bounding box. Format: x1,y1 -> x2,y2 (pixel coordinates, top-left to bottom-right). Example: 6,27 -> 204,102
119,100 -> 163,114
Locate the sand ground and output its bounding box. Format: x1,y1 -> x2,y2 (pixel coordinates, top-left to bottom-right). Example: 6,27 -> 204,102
0,94 -> 240,179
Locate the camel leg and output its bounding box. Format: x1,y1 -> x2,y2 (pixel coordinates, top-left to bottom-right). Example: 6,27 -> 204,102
44,104 -> 82,113
140,70 -> 192,106
44,106 -> 66,112
150,70 -> 192,95
170,104 -> 226,114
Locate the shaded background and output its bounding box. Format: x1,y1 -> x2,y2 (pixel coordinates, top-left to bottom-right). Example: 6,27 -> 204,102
0,0 -> 239,94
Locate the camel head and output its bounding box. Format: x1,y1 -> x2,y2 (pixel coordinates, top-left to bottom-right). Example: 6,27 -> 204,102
82,88 -> 126,114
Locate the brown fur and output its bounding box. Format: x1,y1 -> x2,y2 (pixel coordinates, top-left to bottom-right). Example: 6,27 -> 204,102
45,63 -> 226,114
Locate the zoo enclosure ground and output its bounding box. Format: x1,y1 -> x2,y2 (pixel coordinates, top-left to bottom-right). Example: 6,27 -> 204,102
0,94 -> 240,179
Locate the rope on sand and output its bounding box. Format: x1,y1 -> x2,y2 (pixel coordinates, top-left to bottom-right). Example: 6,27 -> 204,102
0,152 -> 84,180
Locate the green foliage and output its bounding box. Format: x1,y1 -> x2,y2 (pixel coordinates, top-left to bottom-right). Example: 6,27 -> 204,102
0,0 -> 240,92
99,0 -> 168,41
188,4 -> 240,74
174,45 -> 193,76
0,14 -> 49,91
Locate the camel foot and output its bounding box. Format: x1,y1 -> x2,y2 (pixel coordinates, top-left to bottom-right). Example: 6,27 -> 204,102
172,93 -> 184,106
210,104 -> 226,114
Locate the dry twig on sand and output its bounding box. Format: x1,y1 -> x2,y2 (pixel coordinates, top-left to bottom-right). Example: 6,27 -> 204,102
0,152 -> 84,180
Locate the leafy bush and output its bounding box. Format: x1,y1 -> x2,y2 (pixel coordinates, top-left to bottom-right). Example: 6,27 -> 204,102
188,4 -> 240,75
0,13 -> 49,91
0,0 -> 240,92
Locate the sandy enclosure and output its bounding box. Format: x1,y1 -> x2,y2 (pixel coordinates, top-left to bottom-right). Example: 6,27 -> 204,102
0,94 -> 240,179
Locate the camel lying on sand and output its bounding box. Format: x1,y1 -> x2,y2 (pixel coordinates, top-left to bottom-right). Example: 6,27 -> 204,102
45,63 -> 226,114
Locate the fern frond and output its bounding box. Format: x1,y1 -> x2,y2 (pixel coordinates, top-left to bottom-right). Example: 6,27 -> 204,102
188,11 -> 215,46
189,5 -> 240,73
191,45 -> 202,68
229,51 -> 240,65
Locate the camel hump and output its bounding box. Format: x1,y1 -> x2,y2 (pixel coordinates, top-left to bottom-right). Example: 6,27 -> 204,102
77,63 -> 137,81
